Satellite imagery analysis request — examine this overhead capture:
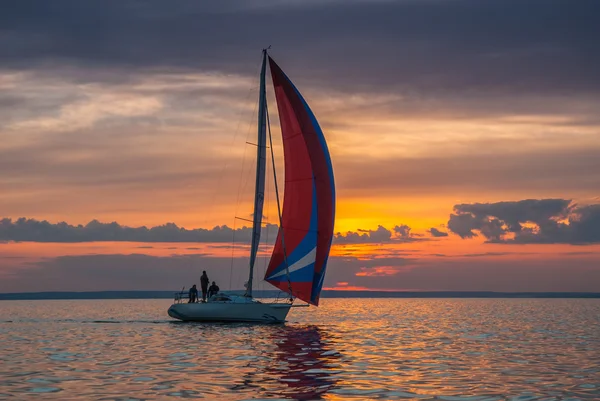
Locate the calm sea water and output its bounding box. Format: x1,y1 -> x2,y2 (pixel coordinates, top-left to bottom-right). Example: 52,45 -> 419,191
1,299 -> 599,400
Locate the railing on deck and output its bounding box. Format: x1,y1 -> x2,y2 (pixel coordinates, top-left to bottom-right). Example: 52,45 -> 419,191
172,289 -> 296,305
173,291 -> 188,304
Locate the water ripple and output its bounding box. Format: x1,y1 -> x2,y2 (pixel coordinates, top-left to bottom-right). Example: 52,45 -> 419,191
0,299 -> 599,400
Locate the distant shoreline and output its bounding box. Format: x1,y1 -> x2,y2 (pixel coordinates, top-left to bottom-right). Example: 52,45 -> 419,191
1,290 -> 599,301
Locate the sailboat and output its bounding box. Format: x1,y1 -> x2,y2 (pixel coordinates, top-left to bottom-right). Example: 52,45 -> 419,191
167,49 -> 335,323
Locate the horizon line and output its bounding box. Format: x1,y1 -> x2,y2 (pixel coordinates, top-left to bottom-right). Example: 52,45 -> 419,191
1,290 -> 599,301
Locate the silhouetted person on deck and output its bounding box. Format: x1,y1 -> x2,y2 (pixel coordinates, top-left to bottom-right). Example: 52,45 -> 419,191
188,284 -> 198,303
200,271 -> 209,302
208,281 -> 220,299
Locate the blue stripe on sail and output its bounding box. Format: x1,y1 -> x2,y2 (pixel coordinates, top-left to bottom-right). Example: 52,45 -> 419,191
266,180 -> 318,283
266,60 -> 335,305
311,256 -> 328,303
295,91 -> 335,304
269,262 -> 315,283
266,228 -> 315,280
296,92 -> 336,212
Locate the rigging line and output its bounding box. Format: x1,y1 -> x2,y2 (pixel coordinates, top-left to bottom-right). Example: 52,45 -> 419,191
235,216 -> 272,227
229,56 -> 264,292
246,142 -> 269,148
203,58 -> 262,229
232,51 -> 266,232
266,97 -> 293,298
233,93 -> 260,224
261,136 -> 272,294
229,217 -> 236,290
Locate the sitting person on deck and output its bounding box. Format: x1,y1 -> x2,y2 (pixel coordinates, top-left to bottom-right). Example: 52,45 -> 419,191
207,281 -> 220,299
188,284 -> 198,303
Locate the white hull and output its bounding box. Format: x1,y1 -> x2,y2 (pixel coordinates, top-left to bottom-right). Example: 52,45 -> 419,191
168,295 -> 292,323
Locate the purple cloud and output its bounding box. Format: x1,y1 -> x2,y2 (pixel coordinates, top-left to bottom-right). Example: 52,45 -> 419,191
448,199 -> 600,244
428,228 -> 449,237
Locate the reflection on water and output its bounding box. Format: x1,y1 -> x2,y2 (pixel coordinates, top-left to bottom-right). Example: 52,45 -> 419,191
225,326 -> 338,400
267,326 -> 339,400
1,298 -> 599,400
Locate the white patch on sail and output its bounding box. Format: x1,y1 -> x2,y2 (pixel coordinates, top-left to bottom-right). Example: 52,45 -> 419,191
268,246 -> 317,280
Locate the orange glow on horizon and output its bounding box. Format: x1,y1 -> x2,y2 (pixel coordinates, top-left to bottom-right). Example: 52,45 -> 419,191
2,236 -> 599,261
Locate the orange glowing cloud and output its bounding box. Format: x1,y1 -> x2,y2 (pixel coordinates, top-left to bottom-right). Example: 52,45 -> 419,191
323,285 -> 371,291
355,266 -> 411,277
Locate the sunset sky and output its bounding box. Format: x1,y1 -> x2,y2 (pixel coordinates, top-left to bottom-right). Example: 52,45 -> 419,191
1,0 -> 599,293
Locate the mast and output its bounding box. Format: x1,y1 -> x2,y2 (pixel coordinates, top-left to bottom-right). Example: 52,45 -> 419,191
246,49 -> 268,297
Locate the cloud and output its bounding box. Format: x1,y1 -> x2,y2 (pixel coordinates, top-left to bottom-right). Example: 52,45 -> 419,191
0,251 -> 417,293
1,245 -> 599,293
353,257 -> 600,292
458,252 -> 517,258
334,224 -> 421,244
9,92 -> 162,132
322,253 -> 600,292
394,225 -> 411,238
1,0 -> 598,99
0,68 -> 262,226
0,217 -> 423,245
428,228 -> 448,237
2,1 -> 600,267
0,217 -> 267,243
0,69 -> 253,133
447,199 -> 600,244
0,253 -> 246,292
2,16 -> 600,228
355,266 -> 409,277
335,225 -> 390,243
336,148 -> 600,196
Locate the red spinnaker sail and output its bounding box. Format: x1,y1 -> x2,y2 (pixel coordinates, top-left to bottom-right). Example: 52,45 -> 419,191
264,56 -> 335,306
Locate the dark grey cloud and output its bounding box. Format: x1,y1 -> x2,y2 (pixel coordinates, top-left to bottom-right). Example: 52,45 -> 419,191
0,252 -> 416,293
394,225 -> 411,238
1,0 -> 599,97
428,228 -> 448,237
458,252 -> 521,258
0,253 -> 250,293
335,225 -> 391,244
447,199 -> 600,244
2,2 -> 600,225
1,246 -> 599,293
334,224 -> 422,244
0,217 -> 266,243
0,217 -> 420,244
356,257 -> 600,292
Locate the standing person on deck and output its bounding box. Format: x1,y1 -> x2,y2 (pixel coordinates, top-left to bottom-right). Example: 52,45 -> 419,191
200,271 -> 210,302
